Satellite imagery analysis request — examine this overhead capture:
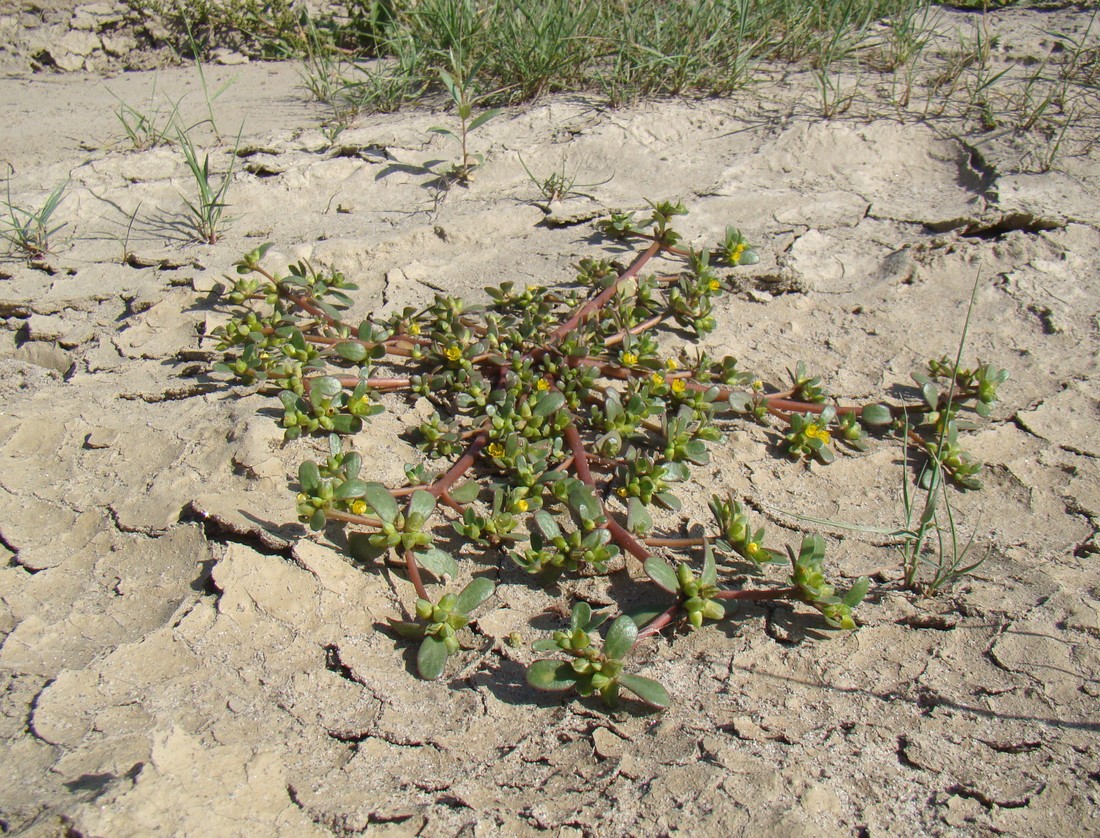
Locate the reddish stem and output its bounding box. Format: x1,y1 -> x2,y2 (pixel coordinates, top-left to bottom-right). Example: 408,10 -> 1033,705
427,429 -> 488,499
550,241 -> 662,342
603,313 -> 668,346
644,536 -> 704,548
637,603 -> 681,639
326,509 -> 382,527
561,421 -> 649,562
403,548 -> 429,600
714,587 -> 797,601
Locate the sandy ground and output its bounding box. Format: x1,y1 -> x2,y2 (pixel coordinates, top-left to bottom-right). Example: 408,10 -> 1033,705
1,4 -> 1099,836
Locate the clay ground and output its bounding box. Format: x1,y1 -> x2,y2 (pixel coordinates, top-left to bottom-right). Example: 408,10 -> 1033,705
1,4 -> 1099,836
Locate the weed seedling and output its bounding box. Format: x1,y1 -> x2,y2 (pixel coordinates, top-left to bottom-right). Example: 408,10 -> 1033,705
519,154 -> 613,205
177,127 -> 239,244
2,167 -> 68,258
209,202 -> 1006,707
428,54 -> 501,184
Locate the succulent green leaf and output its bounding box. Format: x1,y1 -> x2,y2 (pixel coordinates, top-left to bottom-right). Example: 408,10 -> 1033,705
617,673 -> 671,709
798,533 -> 825,565
701,540 -> 717,588
625,604 -> 666,628
448,481 -> 480,504
417,635 -> 450,680
922,382 -> 940,410
585,608 -> 611,631
728,392 -> 753,412
526,660 -> 578,691
388,619 -> 425,639
309,508 -> 326,531
531,638 -> 560,652
334,478 -> 369,500
298,460 -> 321,492
570,601 -> 593,632
348,532 -> 387,563
645,556 -> 679,594
414,547 -> 458,580
603,615 -> 638,661
363,482 -> 399,523
313,376 -> 343,398
408,489 -> 437,520
567,482 -> 602,523
861,403 -> 892,426
655,491 -> 681,511
330,415 -> 363,434
626,497 -> 652,535
533,390 -> 566,417
455,576 -> 494,614
842,575 -> 870,608
335,342 -> 368,363
533,510 -> 561,539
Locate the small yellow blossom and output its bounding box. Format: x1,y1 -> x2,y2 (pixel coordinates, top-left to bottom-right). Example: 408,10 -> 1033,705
408,322 -> 421,336
708,279 -> 721,292
734,243 -> 746,256
535,378 -> 551,391
621,352 -> 639,366
665,358 -> 679,370
527,284 -> 539,292
751,379 -> 764,390
350,500 -> 368,516
444,345 -> 462,362
488,442 -> 505,458
746,542 -> 760,556
805,424 -> 833,445
515,499 -> 529,512
650,373 -> 665,387
671,378 -> 687,394
616,486 -> 629,498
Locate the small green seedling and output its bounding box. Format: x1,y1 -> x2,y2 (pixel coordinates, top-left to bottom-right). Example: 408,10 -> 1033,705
177,126 -> 240,244
528,603 -> 670,709
2,168 -> 67,257
427,54 -> 501,184
519,154 -> 613,205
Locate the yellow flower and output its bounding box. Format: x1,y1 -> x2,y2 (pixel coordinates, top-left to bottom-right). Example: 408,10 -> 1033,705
444,345 -> 462,362
621,352 -> 638,366
746,542 -> 760,556
708,279 -> 721,292
350,500 -> 368,516
527,284 -> 539,292
616,486 -> 629,498
515,499 -> 529,512
488,442 -> 505,458
408,322 -> 421,336
671,378 -> 687,394
751,379 -> 763,390
734,243 -> 745,256
665,358 -> 679,370
650,373 -> 665,387
805,424 -> 833,445
535,378 -> 551,391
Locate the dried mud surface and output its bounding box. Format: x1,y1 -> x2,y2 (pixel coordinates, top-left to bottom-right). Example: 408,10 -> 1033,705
1,6 -> 1099,837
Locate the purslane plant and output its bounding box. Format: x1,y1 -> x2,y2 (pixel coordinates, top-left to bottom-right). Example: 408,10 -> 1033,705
207,202 -> 1006,708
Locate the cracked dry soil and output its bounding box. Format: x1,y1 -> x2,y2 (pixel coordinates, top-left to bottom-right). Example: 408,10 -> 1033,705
1,5 -> 1099,836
